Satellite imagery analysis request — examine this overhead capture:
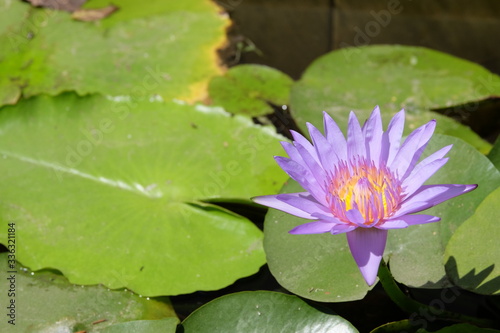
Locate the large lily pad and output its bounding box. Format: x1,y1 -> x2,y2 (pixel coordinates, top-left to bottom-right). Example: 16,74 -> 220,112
385,135 -> 500,288
0,254 -> 176,332
291,45 -> 496,153
181,291 -> 359,332
0,93 -> 288,296
444,186 -> 500,295
0,0 -> 227,105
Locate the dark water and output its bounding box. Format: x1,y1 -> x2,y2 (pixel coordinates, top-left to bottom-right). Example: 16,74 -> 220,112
222,0 -> 500,80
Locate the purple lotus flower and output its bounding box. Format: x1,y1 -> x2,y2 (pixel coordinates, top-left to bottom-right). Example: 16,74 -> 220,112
253,106 -> 477,285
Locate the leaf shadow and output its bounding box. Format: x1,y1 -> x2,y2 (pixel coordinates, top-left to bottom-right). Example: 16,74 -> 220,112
445,256 -> 500,295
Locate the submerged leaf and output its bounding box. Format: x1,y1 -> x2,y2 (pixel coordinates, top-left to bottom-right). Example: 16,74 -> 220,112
0,254 -> 176,332
101,318 -> 179,333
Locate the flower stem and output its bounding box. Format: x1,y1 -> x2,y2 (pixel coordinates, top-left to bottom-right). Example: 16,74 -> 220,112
378,259 -> 496,328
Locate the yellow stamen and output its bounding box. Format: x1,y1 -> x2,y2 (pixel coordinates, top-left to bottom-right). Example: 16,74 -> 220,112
328,159 -> 401,226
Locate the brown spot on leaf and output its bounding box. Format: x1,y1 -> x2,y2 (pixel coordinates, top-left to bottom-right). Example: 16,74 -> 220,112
72,5 -> 119,21
25,0 -> 87,12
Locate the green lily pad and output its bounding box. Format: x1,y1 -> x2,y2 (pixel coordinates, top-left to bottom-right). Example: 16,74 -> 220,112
101,318 -> 179,333
444,186 -> 500,295
371,322 -> 500,333
0,253 -> 176,332
291,45 -> 496,153
208,64 -> 294,117
0,0 -> 227,106
487,136 -> 500,171
0,93 -> 288,296
385,135 -> 500,288
264,181 -> 373,303
181,291 -> 359,332
81,0 -> 220,28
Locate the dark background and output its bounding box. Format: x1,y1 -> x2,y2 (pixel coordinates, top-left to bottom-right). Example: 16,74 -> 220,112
220,0 -> 500,79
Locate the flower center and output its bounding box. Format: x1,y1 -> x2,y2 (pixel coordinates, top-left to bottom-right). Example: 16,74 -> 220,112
327,159 -> 402,226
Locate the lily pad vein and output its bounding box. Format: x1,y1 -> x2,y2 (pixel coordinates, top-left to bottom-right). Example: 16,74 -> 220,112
1,150 -> 162,198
